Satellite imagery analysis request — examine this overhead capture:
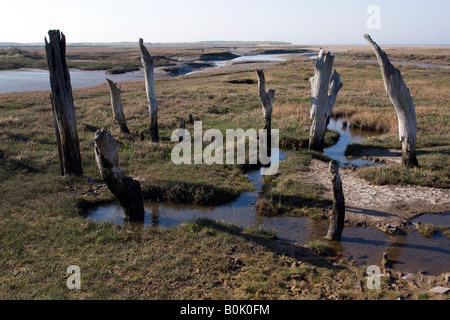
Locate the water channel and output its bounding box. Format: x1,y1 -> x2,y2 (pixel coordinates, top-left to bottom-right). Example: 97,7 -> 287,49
0,54 -> 292,94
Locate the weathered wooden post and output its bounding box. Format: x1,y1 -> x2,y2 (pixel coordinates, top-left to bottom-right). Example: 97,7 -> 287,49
257,69 -> 275,152
326,160 -> 345,241
94,129 -> 145,220
45,30 -> 83,176
309,49 -> 343,152
178,118 -> 186,142
139,38 -> 159,142
106,78 -> 130,134
364,34 -> 418,167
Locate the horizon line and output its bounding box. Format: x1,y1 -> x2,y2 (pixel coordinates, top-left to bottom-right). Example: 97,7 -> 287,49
0,41 -> 449,47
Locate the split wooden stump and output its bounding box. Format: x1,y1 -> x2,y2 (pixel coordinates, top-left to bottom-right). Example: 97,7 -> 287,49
309,49 -> 343,152
45,30 -> 83,176
94,129 -> 145,220
106,78 -> 130,134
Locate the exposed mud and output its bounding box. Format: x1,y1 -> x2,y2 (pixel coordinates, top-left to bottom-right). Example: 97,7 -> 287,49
302,157 -> 450,228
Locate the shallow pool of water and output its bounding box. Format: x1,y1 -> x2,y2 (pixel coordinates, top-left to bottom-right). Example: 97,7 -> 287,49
85,146 -> 450,274
85,201 -> 450,274
411,212 -> 450,226
324,118 -> 380,167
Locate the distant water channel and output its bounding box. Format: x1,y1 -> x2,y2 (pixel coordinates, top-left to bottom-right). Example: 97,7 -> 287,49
0,68 -> 147,94
0,54 -> 292,94
2,52 -> 448,94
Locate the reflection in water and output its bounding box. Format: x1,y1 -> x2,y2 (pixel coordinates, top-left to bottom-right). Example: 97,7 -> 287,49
325,118 -> 380,167
85,204 -> 450,274
411,212 -> 450,226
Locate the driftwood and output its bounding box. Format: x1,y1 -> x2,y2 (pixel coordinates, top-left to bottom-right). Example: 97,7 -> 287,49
106,78 -> 130,134
257,69 -> 275,151
326,160 -> 345,241
364,34 -> 418,167
309,49 -> 343,151
45,30 -> 83,176
139,38 -> 159,142
94,129 -> 145,220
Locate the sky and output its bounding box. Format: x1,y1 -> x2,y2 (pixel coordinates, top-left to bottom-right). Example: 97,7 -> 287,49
1,0 -> 449,45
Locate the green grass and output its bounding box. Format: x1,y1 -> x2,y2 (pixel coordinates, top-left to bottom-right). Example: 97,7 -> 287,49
354,147 -> 450,188
0,48 -> 47,70
0,47 -> 174,73
306,240 -> 331,256
258,150 -> 332,216
417,224 -> 438,238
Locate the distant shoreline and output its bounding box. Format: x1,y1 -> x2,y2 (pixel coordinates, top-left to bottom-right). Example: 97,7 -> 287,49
1,42 -> 449,48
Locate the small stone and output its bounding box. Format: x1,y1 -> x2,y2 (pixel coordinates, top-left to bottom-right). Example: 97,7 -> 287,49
428,286 -> 450,294
445,273 -> 450,284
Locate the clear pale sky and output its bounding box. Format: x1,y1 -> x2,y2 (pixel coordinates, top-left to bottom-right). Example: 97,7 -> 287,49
1,0 -> 449,45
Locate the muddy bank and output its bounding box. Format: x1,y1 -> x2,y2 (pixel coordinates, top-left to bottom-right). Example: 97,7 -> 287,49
257,49 -> 313,55
303,158 -> 450,228
199,52 -> 240,61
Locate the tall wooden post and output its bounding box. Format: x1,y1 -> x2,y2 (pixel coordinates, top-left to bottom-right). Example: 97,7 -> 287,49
106,78 -> 130,134
309,49 -> 343,152
139,38 -> 159,142
257,69 -> 275,152
364,34 -> 418,167
45,30 -> 83,176
326,160 -> 345,241
94,129 -> 145,220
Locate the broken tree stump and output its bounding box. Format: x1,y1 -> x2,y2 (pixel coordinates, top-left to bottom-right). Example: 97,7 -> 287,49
309,49 -> 343,152
45,30 -> 83,176
178,118 -> 186,142
326,160 -> 345,241
139,38 -> 159,142
94,129 -> 145,220
106,78 -> 130,134
364,34 -> 418,167
257,69 -> 275,152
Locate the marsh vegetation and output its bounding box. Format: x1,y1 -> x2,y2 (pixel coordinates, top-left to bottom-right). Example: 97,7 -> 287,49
0,41 -> 448,299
